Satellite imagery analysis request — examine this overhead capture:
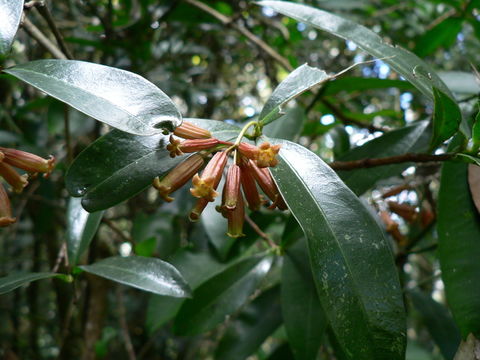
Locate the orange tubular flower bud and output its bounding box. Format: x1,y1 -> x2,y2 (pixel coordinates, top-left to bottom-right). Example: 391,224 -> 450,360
153,154 -> 205,202
224,164 -> 241,210
0,183 -> 16,227
0,162 -> 28,193
0,148 -> 55,177
190,151 -> 227,202
239,161 -> 262,211
227,190 -> 245,238
388,201 -> 418,223
256,142 -> 281,168
173,121 -> 212,139
238,142 -> 260,161
247,160 -> 287,210
189,198 -> 209,222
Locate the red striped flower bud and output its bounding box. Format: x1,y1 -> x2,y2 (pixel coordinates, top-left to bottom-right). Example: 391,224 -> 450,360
247,160 -> 287,210
0,148 -> 55,177
168,138 -> 221,158
0,162 -> 28,193
153,154 -> 204,202
226,190 -> 245,238
173,121 -> 212,139
256,142 -> 281,168
189,198 -> 209,222
223,164 -> 241,210
240,160 -> 262,211
238,142 -> 259,161
190,151 -> 227,202
0,183 -> 16,227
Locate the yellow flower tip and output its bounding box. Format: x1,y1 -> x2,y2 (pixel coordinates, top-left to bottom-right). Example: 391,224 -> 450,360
190,175 -> 217,201
152,177 -> 174,202
0,216 -> 16,227
41,155 -> 56,178
226,231 -> 245,238
166,136 -> 183,158
256,142 -> 281,168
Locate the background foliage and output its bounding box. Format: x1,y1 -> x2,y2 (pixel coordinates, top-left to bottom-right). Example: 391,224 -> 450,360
1,0 -> 480,359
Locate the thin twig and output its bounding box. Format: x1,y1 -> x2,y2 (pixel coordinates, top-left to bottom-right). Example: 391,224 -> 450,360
117,287 -> 137,360
102,218 -> 132,243
329,153 -> 454,170
185,0 -> 293,71
31,1 -> 74,59
321,98 -> 388,133
52,242 -> 68,272
245,214 -> 279,250
21,16 -> 67,59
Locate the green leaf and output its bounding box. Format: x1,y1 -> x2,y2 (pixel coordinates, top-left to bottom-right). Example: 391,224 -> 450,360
4,59 -> 181,135
263,107 -> 306,141
282,240 -> 327,360
413,18 -> 463,58
66,197 -> 104,265
472,110 -> 480,152
438,137 -> 480,338
174,254 -> 273,336
65,119 -> 240,212
146,249 -> 228,333
409,290 -> 461,360
0,0 -> 23,55
215,286 -> 283,360
269,139 -> 406,359
431,87 -> 463,150
329,125 -> 351,160
0,272 -> 59,295
256,1 -> 452,99
79,256 -> 191,297
336,121 -> 430,195
259,64 -> 329,125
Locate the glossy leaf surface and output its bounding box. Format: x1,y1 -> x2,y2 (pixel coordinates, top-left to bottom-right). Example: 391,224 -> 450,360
80,256 -> 191,297
257,1 -> 451,99
413,18 -> 463,58
263,107 -> 305,141
0,0 -> 23,55
5,60 -> 181,135
259,64 -> 328,125
430,88 -> 462,149
65,119 -> 240,212
174,255 -> 273,336
270,139 -> 406,359
66,197 -> 104,265
438,142 -> 480,338
282,240 -> 326,360
215,286 -> 282,360
0,272 -> 59,295
337,122 -> 430,195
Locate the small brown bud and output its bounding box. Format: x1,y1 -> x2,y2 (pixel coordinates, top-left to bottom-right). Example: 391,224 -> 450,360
0,148 -> 55,177
0,182 -> 16,227
0,162 -> 28,193
173,121 -> 212,139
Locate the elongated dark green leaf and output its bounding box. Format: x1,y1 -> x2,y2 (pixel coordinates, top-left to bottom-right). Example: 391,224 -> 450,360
438,137 -> 480,338
174,254 -> 273,336
4,60 -> 181,135
0,0 -> 23,55
65,119 -> 239,212
259,64 -> 329,125
409,290 -> 461,360
80,256 -> 191,297
215,286 -> 283,360
269,139 -> 406,359
282,240 -> 326,360
0,272 -> 59,295
146,250 -> 228,333
337,121 -> 430,195
263,107 -> 305,141
66,197 -> 104,265
256,1 -> 451,99
431,88 -> 462,149
472,111 -> 480,151
413,18 -> 463,58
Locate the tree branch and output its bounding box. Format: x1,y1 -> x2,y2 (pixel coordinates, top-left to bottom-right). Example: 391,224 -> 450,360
185,0 -> 293,71
245,214 -> 279,250
329,153 -> 454,171
21,16 -> 67,59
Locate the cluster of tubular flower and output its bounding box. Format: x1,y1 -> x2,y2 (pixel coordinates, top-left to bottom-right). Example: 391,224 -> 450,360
153,122 -> 287,238
0,147 -> 55,227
